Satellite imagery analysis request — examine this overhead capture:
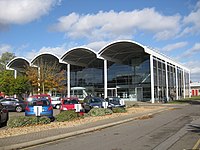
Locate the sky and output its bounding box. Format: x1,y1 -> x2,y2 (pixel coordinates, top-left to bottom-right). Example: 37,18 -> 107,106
0,0 -> 200,81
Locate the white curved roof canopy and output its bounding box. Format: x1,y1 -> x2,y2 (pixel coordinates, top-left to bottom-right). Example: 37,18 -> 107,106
98,40 -> 146,64
98,40 -> 189,72
31,52 -> 60,66
6,57 -> 30,72
61,47 -> 102,67
5,40 -> 189,73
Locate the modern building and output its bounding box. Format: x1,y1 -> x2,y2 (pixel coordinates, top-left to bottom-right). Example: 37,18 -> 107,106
190,82 -> 200,96
6,40 -> 190,103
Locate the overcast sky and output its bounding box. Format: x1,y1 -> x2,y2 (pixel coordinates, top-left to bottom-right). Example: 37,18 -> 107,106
0,0 -> 200,81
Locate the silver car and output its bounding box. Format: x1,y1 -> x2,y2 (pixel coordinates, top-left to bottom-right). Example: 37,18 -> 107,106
0,98 -> 26,112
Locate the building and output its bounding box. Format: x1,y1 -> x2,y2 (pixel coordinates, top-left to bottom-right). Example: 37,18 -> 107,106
190,82 -> 200,96
6,40 -> 190,103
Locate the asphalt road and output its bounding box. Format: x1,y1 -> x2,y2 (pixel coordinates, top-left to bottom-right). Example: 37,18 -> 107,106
25,104 -> 200,150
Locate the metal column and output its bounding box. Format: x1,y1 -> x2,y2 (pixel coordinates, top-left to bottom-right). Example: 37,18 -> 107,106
67,64 -> 70,98
104,59 -> 108,99
150,55 -> 155,103
14,70 -> 17,79
175,66 -> 178,100
165,62 -> 169,101
183,70 -> 185,99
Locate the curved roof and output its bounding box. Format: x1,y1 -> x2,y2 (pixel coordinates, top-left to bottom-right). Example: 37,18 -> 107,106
31,52 -> 60,66
98,40 -> 189,71
61,47 -> 101,67
6,40 -> 189,72
98,40 -> 146,63
6,57 -> 30,71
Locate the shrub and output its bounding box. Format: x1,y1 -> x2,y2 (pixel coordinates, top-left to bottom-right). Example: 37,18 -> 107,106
8,116 -> 51,128
88,108 -> 113,117
112,107 -> 127,113
55,110 -> 80,122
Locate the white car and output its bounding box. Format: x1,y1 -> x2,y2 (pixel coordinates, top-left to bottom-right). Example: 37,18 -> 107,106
51,97 -> 61,109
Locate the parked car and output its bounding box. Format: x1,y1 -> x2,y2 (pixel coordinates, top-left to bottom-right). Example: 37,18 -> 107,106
0,102 -> 9,127
51,96 -> 61,109
0,98 -> 26,112
27,94 -> 52,103
105,97 -> 125,109
82,96 -> 106,113
60,97 -> 83,113
25,97 -> 53,119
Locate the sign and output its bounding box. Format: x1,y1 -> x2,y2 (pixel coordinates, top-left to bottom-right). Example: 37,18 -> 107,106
102,102 -> 108,108
34,106 -> 42,116
75,104 -> 82,112
120,99 -> 125,105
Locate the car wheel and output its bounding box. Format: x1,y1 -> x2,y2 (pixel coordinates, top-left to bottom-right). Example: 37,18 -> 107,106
56,104 -> 60,109
15,106 -> 23,112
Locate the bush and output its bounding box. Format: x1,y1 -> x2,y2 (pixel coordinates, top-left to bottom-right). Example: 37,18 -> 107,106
55,110 -> 81,122
88,108 -> 113,117
112,107 -> 127,113
8,116 -> 51,128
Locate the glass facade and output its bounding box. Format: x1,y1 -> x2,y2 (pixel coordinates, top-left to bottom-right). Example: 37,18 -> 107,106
153,57 -> 190,101
153,58 -> 167,101
70,59 -> 104,98
107,54 -> 151,101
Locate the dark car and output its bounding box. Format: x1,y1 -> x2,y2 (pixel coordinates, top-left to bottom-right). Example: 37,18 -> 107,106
0,98 -> 26,112
105,97 -> 125,109
82,96 -> 106,112
0,102 -> 9,127
25,98 -> 53,119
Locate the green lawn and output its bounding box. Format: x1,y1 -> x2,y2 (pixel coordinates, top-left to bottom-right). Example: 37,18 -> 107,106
168,96 -> 200,104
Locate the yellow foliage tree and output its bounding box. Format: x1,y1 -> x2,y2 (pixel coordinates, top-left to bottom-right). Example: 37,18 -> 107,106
26,60 -> 66,95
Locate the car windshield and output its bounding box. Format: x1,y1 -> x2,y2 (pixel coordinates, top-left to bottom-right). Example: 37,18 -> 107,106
28,98 -> 50,106
108,97 -> 120,101
91,97 -> 103,103
63,99 -> 78,104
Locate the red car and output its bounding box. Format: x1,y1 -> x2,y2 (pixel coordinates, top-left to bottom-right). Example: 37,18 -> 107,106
60,97 -> 83,113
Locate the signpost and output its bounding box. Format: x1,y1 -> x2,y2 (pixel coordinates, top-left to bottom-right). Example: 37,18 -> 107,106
75,104 -> 82,112
34,106 -> 42,123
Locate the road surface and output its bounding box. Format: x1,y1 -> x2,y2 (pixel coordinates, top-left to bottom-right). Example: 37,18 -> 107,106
25,104 -> 200,150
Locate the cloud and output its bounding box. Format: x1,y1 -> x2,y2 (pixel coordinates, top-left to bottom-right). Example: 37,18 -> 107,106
0,44 -> 13,56
184,60 -> 200,82
181,1 -> 200,36
83,41 -> 110,52
0,0 -> 59,26
49,8 -> 181,41
25,46 -> 65,60
161,42 -> 188,52
177,42 -> 200,60
24,41 -> 80,60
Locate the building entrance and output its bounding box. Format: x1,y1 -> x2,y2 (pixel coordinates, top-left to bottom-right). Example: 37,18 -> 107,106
107,88 -> 117,97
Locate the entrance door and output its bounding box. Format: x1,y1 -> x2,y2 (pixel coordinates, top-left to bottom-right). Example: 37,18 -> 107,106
136,87 -> 143,101
107,88 -> 117,97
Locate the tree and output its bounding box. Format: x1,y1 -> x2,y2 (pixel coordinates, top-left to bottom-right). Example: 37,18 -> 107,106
26,59 -> 66,95
0,71 -> 15,96
13,75 -> 31,99
0,52 -> 15,71
0,70 -> 31,98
